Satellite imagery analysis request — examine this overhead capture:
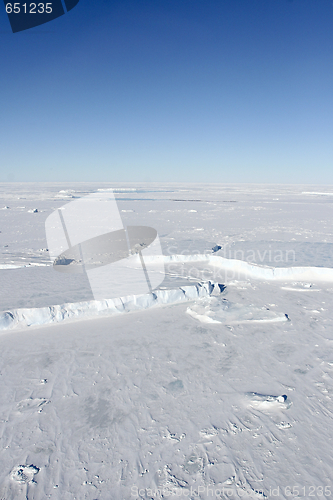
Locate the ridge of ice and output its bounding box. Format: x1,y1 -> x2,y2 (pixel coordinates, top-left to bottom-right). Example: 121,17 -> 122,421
0,282 -> 218,331
1,254 -> 333,281
146,254 -> 333,282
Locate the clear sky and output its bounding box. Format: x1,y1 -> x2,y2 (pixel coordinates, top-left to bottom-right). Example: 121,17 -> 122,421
1,0 -> 333,183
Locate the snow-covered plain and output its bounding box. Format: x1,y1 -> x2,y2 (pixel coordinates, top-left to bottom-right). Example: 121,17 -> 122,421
0,183 -> 333,499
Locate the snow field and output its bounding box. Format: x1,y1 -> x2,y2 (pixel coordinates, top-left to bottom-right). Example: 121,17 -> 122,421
0,278 -> 332,499
1,183 -> 333,499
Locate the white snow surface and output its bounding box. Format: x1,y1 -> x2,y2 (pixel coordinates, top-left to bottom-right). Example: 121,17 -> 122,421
0,183 -> 333,499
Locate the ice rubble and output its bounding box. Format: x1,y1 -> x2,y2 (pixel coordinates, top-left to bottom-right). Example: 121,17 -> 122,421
186,296 -> 288,325
10,464 -> 39,484
0,281 -> 219,331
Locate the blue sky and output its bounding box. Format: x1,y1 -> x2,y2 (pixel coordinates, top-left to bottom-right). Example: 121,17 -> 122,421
1,0 -> 333,183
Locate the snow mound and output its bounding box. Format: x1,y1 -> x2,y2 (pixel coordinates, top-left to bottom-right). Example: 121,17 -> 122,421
245,392 -> 292,411
16,397 -> 49,413
186,296 -> 288,325
0,282 -> 221,331
55,190 -> 77,198
10,464 -> 39,484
